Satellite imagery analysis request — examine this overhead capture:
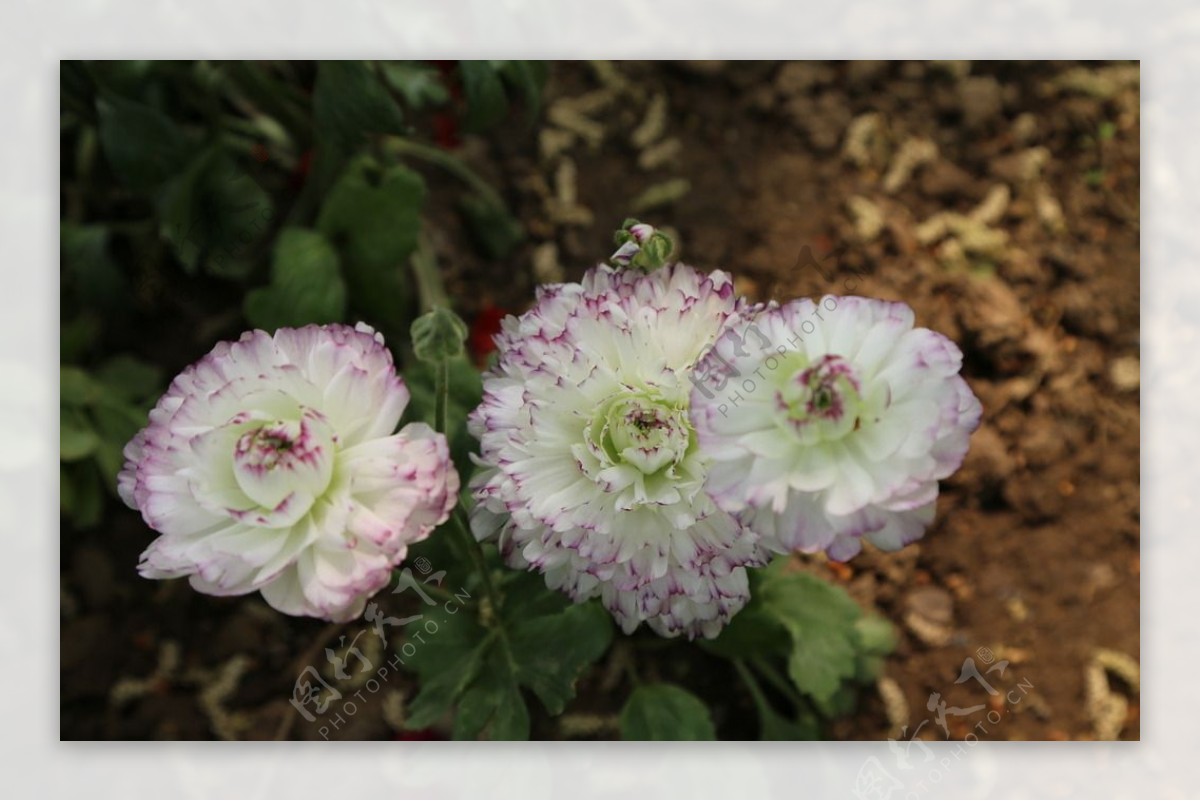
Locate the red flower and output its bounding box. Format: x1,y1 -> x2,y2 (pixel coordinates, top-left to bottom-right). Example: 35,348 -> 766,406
432,112 -> 461,150
469,303 -> 510,366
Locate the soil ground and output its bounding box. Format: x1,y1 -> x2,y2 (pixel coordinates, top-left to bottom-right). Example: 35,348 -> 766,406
61,60 -> 1140,741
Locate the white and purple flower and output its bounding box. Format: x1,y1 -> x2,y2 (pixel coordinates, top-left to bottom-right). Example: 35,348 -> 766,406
118,323 -> 459,622
468,264 -> 768,639
690,296 -> 981,560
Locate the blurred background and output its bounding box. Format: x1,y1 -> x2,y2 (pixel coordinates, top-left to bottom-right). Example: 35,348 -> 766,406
60,60 -> 1139,740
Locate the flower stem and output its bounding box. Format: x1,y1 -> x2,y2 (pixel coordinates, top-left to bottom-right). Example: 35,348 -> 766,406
450,507 -> 501,619
385,137 -> 507,210
434,355 -> 449,436
733,658 -> 771,716
750,657 -> 807,711
430,350 -> 502,619
388,568 -> 467,607
411,229 -> 450,314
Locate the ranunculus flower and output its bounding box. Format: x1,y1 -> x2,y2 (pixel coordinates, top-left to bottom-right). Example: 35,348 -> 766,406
468,264 -> 768,639
690,296 -> 981,560
118,323 -> 459,622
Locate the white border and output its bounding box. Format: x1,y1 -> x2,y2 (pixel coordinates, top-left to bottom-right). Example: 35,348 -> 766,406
11,0 -> 1191,797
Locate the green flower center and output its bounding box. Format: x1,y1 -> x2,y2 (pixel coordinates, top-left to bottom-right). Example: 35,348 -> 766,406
588,391 -> 694,476
775,354 -> 864,444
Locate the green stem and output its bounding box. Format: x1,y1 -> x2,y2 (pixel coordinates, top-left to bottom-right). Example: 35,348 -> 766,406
431,351 -> 502,618
751,657 -> 807,711
389,568 -> 467,607
411,229 -> 450,313
384,137 -> 507,209
450,507 -> 501,614
434,355 -> 450,436
733,659 -> 771,716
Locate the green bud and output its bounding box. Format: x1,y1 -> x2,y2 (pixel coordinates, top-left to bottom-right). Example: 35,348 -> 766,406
411,307 -> 469,363
610,219 -> 674,270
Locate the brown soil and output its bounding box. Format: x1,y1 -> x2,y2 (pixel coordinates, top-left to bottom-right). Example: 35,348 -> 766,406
61,60 -> 1140,741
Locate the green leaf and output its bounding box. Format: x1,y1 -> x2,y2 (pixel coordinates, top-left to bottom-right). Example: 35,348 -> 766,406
402,605 -> 490,731
810,682 -> 859,719
313,61 -> 405,149
380,62 -> 449,109
61,224 -> 129,312
411,307 -> 469,363
63,462 -> 104,529
452,647 -> 530,740
157,145 -> 273,276
94,356 -> 162,402
711,562 -> 871,708
460,61 -> 509,133
620,684 -> 716,741
401,572 -> 611,740
91,396 -> 146,443
60,464 -> 76,516
61,412 -> 101,462
316,156 -> 424,334
60,366 -> 102,406
96,94 -> 193,191
498,570 -> 570,623
765,572 -> 862,704
498,61 -> 547,122
853,613 -> 896,682
703,603 -> 790,661
94,440 -> 127,489
509,602 -> 613,715
735,660 -> 821,740
759,702 -> 821,741
458,192 -> 524,260
855,613 -> 897,655
244,228 -> 346,330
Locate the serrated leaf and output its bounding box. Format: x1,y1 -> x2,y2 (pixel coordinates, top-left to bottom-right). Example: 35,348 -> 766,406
716,561 -> 867,706
401,569 -> 609,740
402,605 -> 490,731
509,601 -> 612,715
498,570 -> 569,623
313,61 -> 405,149
157,146 -> 273,276
810,682 -> 859,719
620,683 -> 716,741
316,156 -> 423,335
855,614 -> 898,655
452,647 -> 530,741
702,603 -> 790,661
763,571 -> 861,704
96,94 -> 193,191
244,228 -> 346,330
